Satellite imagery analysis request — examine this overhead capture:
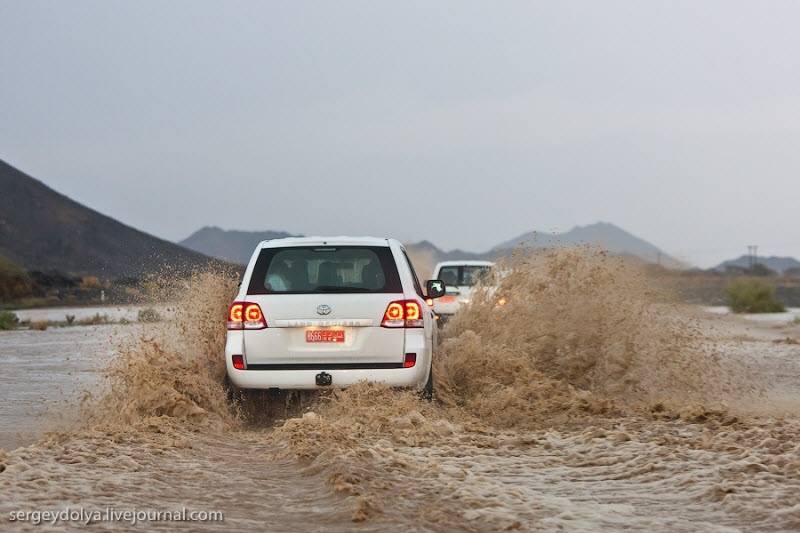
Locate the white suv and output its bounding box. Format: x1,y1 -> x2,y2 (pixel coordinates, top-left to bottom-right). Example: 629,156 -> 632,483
431,260 -> 495,324
225,236 -> 445,394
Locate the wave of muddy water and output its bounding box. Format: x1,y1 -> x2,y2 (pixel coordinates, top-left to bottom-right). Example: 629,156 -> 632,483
2,253 -> 800,532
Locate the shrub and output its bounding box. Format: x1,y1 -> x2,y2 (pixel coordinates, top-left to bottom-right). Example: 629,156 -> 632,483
76,313 -> 111,326
725,278 -> 786,313
0,311 -> 20,330
0,255 -> 33,302
137,308 -> 162,323
80,276 -> 103,290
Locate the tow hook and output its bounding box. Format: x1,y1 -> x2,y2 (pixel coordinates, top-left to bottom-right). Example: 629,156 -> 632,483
316,372 -> 332,387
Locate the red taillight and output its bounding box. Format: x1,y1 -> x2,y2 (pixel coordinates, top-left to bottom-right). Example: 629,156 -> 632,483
231,354 -> 245,370
227,302 -> 267,330
381,300 -> 424,328
403,353 -> 417,368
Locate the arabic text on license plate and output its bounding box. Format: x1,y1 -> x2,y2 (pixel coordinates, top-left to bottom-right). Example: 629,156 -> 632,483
306,330 -> 345,343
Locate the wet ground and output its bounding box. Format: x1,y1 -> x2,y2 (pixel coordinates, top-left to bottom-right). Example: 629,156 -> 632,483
1,259 -> 799,532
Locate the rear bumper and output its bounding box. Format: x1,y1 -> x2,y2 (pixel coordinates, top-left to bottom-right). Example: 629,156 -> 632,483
433,302 -> 462,315
226,363 -> 430,390
225,330 -> 433,390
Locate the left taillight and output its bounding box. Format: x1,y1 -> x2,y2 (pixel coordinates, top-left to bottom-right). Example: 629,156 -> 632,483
381,300 -> 424,328
227,302 -> 267,330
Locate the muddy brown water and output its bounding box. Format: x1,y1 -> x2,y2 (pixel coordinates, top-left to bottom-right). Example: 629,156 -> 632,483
2,254 -> 800,532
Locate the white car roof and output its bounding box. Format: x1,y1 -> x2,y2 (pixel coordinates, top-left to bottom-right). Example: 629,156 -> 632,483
256,236 -> 397,248
434,260 -> 495,268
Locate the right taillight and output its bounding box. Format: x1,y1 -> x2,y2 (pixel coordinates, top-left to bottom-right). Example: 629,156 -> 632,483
227,302 -> 267,330
381,300 -> 424,328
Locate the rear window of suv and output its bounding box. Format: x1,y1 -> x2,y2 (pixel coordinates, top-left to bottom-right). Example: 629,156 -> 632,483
437,265 -> 493,287
247,246 -> 403,295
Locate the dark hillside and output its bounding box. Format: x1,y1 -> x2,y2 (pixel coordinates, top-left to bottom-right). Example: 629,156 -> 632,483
180,226 -> 299,265
0,160 -> 222,280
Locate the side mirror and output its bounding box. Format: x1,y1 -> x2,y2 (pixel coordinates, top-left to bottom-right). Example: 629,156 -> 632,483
426,279 -> 446,299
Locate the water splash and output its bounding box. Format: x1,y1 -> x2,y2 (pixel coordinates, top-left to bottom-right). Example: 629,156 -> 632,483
433,245 -> 763,428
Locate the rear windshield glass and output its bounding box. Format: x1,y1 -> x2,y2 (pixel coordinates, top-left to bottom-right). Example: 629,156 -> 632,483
247,246 -> 403,295
438,265 -> 493,287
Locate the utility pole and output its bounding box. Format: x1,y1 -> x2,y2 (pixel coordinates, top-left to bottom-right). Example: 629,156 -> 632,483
747,245 -> 758,268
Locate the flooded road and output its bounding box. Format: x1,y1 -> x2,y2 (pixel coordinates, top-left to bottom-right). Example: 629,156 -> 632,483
0,326 -> 117,451
2,256 -> 800,532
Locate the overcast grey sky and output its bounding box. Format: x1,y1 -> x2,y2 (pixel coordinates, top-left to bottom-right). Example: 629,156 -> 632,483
2,1 -> 799,268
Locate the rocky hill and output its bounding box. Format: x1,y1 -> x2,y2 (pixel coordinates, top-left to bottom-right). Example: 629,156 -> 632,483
179,227 -> 300,264
713,255 -> 800,275
493,221 -> 686,269
180,222 -> 685,268
0,160 -> 223,281
4,158 -> 798,308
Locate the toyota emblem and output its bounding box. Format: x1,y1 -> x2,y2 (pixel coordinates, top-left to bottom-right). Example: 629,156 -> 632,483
316,304 -> 332,315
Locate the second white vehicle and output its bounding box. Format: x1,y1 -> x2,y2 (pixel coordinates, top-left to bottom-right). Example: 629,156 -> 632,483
431,260 -> 496,324
225,236 -> 445,395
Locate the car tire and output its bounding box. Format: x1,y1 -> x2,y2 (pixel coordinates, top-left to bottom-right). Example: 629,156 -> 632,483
421,363 -> 434,402
223,374 -> 241,405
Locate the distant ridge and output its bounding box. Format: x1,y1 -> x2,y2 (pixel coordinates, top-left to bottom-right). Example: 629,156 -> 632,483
179,227 -> 301,264
178,222 -> 687,268
406,240 -> 488,262
492,222 -> 686,268
179,230 -> 490,267
0,160 -> 222,280
4,155 -> 797,289
714,255 -> 800,275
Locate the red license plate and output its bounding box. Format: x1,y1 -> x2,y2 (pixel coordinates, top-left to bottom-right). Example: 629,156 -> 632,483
306,330 -> 345,343
439,296 -> 456,303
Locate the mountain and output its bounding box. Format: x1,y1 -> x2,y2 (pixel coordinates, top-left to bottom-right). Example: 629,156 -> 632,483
178,231 -> 491,267
0,160 -> 222,280
404,240 -> 488,262
492,222 -> 686,268
179,227 -> 301,264
713,255 -> 800,275
182,222 -> 684,269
